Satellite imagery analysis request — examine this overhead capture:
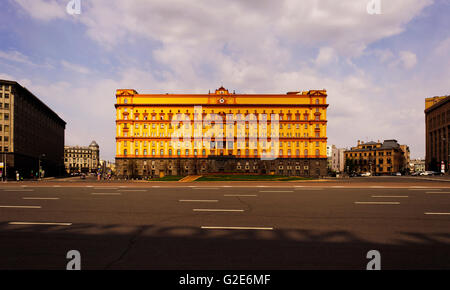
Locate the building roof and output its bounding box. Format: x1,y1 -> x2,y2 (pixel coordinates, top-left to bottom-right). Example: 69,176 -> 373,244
0,79 -> 66,126
345,139 -> 401,152
380,139 -> 400,149
425,95 -> 450,113
89,140 -> 99,147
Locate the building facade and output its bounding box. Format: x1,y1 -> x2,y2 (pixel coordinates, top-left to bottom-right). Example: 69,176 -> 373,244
0,80 -> 66,179
64,141 -> 100,174
331,145 -> 345,173
115,87 -> 328,178
425,95 -> 450,172
326,145 -> 333,170
409,159 -> 425,173
344,140 -> 409,175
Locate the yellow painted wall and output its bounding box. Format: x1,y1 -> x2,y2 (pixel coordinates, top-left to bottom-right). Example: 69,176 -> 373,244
115,88 -> 328,159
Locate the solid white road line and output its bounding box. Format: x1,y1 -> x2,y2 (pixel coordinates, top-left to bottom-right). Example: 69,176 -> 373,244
193,209 -> 244,212
22,197 -> 60,200
371,196 -> 408,198
93,187 -> 118,189
426,191 -> 450,194
259,190 -> 293,193
91,193 -> 122,196
354,202 -> 400,205
121,190 -> 146,192
0,205 -> 41,209
193,188 -> 220,190
224,194 -> 258,197
9,222 -> 72,226
424,212 -> 450,215
201,226 -> 273,230
179,200 -> 219,202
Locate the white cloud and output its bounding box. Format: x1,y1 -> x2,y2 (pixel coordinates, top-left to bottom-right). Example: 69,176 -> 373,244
0,50 -> 34,65
315,47 -> 338,66
435,37 -> 450,56
373,49 -> 395,63
13,0 -> 67,21
61,60 -> 91,74
392,50 -> 418,69
399,51 -> 418,69
72,0 -> 433,55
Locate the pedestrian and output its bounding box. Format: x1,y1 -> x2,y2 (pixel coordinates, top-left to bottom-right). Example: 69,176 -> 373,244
16,171 -> 20,182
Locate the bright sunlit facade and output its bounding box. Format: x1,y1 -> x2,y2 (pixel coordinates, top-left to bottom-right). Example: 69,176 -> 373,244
115,87 -> 328,178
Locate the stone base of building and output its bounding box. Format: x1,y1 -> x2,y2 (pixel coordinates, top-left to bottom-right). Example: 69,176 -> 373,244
115,157 -> 327,178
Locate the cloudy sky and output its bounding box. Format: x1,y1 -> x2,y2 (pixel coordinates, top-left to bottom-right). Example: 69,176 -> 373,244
1,0 -> 449,160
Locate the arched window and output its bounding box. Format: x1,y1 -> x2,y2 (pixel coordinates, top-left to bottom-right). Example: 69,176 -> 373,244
316,149 -> 320,156
304,149 -> 308,156
124,99 -> 128,104
160,149 -> 164,156
124,149 -> 127,156
315,99 -> 319,104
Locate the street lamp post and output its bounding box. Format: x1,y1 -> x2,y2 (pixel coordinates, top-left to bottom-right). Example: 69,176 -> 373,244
441,135 -> 449,174
38,154 -> 46,180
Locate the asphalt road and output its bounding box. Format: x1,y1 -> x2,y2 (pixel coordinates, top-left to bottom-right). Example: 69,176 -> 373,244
0,177 -> 449,270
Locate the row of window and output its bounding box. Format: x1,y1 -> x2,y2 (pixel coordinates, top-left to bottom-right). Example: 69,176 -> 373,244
120,114 -> 323,121
0,113 -> 10,120
122,148 -> 322,156
126,123 -> 321,129
347,151 -> 393,157
122,140 -> 322,148
65,154 -> 92,158
0,85 -> 11,91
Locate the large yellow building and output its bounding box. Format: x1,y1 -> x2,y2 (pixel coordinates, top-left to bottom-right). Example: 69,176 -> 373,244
115,87 -> 328,178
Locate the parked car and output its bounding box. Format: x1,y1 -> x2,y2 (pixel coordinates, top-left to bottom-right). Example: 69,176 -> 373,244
421,171 -> 436,176
395,172 -> 402,176
360,172 -> 371,177
411,171 -> 421,176
80,173 -> 86,179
